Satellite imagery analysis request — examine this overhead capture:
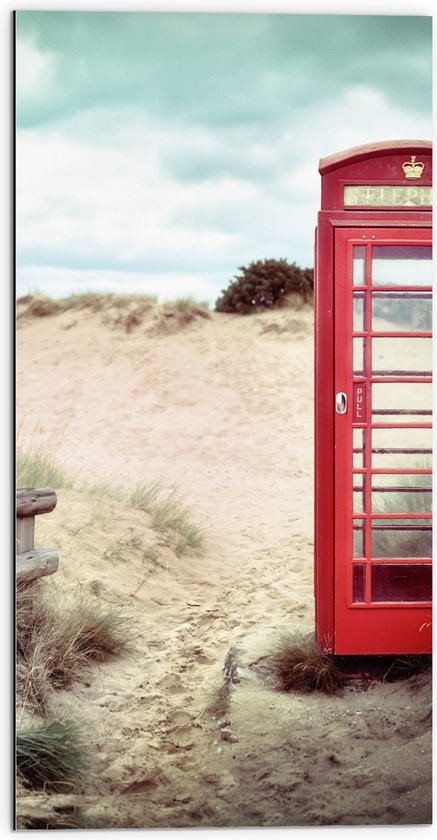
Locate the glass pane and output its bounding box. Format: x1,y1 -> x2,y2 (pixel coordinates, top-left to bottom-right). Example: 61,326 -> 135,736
371,564 -> 432,602
353,474 -> 365,513
372,476 -> 432,515
353,564 -> 366,602
372,337 -> 431,376
371,245 -> 432,286
353,246 -> 366,285
353,429 -> 365,468
353,292 -> 365,331
353,337 -> 365,374
372,382 -> 432,420
372,292 -> 432,331
372,520 -> 432,558
372,428 -> 432,469
353,522 -> 364,557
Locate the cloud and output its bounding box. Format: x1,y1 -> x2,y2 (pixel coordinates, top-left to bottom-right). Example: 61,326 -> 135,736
17,81 -> 431,297
15,12 -> 432,303
16,13 -> 432,128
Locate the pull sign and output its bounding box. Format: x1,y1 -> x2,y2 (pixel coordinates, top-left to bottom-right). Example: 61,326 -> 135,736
335,392 -> 348,415
353,384 -> 366,422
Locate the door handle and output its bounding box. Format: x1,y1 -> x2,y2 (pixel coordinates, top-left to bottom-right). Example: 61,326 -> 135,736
335,392 -> 348,415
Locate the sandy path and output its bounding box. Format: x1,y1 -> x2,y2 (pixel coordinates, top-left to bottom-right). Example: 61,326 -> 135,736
15,305 -> 431,830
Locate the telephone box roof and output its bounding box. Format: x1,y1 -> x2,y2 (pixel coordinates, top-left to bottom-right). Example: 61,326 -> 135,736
319,139 -> 432,174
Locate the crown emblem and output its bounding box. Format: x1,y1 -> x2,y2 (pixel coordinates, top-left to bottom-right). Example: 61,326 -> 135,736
402,155 -> 425,179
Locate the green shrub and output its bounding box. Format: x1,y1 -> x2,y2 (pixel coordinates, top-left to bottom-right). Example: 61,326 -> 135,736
215,258 -> 314,314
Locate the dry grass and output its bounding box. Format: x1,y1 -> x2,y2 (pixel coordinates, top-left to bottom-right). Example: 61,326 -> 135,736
16,580 -> 133,714
17,291 -> 155,316
152,296 -> 211,332
16,719 -> 86,791
83,478 -> 207,557
205,684 -> 231,719
16,291 -> 211,333
129,482 -> 207,556
261,631 -> 345,695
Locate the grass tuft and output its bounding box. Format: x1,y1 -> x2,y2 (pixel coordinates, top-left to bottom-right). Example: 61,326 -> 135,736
153,297 -> 212,331
16,445 -> 73,490
17,719 -> 86,791
205,683 -> 231,719
262,631 -> 344,695
129,482 -> 206,556
16,581 -> 133,713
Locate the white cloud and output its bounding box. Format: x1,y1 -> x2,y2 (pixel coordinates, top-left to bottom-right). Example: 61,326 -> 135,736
16,83 -> 432,303
15,36 -> 59,109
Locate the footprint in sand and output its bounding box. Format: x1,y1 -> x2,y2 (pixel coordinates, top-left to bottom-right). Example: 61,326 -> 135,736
166,709 -> 193,728
157,674 -> 187,695
163,709 -> 199,751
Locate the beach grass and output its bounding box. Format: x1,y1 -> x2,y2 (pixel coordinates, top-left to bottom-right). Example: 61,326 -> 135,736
17,718 -> 86,791
205,683 -> 232,719
83,478 -> 207,556
128,482 -> 207,556
16,291 -> 211,332
16,445 -> 73,490
16,581 -> 133,714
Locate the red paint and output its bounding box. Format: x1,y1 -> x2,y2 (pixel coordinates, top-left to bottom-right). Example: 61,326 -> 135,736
314,141 -> 432,655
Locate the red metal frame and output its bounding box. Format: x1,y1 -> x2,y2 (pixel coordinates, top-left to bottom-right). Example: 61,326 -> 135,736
314,141 -> 432,655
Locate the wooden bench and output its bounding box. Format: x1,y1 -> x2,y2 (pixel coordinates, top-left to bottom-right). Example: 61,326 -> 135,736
16,488 -> 59,583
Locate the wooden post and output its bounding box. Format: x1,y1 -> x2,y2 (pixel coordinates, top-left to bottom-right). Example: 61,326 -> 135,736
16,488 -> 59,583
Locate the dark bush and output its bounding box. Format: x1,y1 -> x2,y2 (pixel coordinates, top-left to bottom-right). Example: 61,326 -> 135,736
215,258 -> 314,314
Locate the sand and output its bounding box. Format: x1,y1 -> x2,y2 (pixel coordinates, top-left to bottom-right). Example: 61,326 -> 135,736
15,300 -> 432,830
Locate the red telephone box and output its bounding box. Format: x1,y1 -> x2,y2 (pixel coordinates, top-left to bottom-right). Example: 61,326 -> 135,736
314,140 -> 432,655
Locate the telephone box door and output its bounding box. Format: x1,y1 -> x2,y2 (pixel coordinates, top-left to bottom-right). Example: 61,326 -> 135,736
334,227 -> 432,654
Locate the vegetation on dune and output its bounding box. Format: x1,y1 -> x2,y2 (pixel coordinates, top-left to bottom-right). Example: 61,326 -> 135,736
156,296 -> 211,328
16,719 -> 86,791
16,291 -> 211,332
131,483 -> 206,556
15,449 -> 207,712
16,444 -> 73,490
205,683 -> 232,719
15,446 -> 208,818
260,631 -> 345,695
215,258 -> 314,314
84,478 -> 207,557
16,580 -> 134,714
16,291 -> 157,317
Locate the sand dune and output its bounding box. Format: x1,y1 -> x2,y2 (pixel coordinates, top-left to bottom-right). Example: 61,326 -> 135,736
15,301 -> 432,829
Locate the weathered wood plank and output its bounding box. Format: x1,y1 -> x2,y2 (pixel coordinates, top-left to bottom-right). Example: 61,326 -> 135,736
16,548 -> 59,582
16,516 -> 35,553
16,488 -> 57,517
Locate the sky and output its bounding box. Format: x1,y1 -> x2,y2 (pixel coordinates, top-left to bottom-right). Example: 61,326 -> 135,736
15,3 -> 433,305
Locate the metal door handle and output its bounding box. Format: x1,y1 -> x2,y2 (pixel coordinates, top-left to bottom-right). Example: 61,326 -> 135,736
336,392 -> 348,414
